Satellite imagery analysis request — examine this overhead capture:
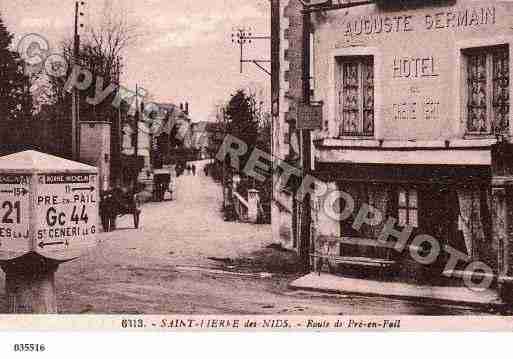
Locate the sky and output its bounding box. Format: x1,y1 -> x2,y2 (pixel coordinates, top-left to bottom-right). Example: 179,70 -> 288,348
0,0 -> 271,121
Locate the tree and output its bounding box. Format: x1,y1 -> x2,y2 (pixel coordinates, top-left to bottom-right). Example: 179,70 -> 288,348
222,89 -> 272,223
76,0 -> 141,124
0,14 -> 34,147
225,90 -> 259,166
38,0 -> 140,161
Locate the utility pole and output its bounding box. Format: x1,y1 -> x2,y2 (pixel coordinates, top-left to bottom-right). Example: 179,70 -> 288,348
221,107 -> 227,213
300,9 -> 312,272
133,84 -> 140,188
115,58 -> 122,186
71,1 -> 85,160
231,27 -> 271,76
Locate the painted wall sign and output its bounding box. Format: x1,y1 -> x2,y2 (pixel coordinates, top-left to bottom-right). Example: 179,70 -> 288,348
0,175 -> 31,257
393,57 -> 439,79
35,173 -> 98,260
393,98 -> 441,122
343,6 -> 496,37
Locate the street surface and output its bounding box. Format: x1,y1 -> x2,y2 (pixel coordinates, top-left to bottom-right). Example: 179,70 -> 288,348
0,160 -> 493,314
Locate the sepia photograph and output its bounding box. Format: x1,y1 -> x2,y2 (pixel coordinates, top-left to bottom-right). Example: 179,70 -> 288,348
1,0 -> 513,336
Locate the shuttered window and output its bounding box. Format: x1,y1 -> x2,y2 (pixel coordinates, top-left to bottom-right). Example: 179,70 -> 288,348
337,56 -> 374,137
465,45 -> 509,135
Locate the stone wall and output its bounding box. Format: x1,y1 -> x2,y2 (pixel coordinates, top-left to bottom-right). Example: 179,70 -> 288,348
272,0 -> 307,251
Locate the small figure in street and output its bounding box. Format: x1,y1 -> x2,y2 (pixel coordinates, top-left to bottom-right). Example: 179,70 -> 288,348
100,191 -> 117,232
163,176 -> 171,200
186,164 -> 191,175
192,164 -> 196,176
169,166 -> 177,201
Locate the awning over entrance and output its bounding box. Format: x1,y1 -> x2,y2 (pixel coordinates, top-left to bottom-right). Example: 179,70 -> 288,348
316,148 -> 492,166
313,162 -> 491,185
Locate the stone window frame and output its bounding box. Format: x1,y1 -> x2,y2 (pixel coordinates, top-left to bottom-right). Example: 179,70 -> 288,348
328,47 -> 382,140
336,56 -> 375,137
455,37 -> 513,139
463,45 -> 509,135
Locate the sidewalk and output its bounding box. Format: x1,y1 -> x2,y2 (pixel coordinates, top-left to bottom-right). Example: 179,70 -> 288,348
290,273 -> 505,309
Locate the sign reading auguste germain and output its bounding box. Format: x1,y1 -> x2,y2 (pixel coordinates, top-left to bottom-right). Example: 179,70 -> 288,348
342,6 -> 496,36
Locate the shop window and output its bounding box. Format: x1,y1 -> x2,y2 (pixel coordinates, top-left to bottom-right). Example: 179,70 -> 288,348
339,183 -> 390,239
397,188 -> 418,228
456,188 -> 492,260
337,56 -> 374,137
464,45 -> 509,135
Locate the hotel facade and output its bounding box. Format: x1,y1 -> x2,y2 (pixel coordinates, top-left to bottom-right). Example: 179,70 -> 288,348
272,0 -> 513,293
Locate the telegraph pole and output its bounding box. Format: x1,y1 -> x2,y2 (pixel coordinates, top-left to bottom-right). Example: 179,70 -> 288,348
115,58 -> 122,186
71,1 -> 85,160
221,107 -> 227,213
299,9 -> 312,271
133,84 -> 140,188
231,27 -> 271,76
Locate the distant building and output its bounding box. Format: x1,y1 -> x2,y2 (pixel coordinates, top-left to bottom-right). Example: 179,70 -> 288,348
190,121 -> 224,159
190,121 -> 209,159
152,102 -> 192,161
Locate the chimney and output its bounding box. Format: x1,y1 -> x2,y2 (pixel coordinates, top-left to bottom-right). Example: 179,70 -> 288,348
185,102 -> 189,115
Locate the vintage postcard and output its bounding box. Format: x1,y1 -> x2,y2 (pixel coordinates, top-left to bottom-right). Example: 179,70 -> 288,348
1,0 -> 513,339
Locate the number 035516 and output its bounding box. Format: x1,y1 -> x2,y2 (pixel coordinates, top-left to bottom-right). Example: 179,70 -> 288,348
13,344 -> 46,352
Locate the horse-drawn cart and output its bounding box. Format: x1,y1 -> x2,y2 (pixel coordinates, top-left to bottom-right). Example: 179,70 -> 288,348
100,188 -> 142,232
153,167 -> 176,202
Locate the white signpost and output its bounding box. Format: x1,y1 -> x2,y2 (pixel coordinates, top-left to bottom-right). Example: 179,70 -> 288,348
0,151 -> 98,313
35,173 -> 98,261
0,174 -> 31,260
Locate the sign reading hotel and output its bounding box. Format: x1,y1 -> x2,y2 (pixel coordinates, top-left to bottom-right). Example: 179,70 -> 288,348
35,173 -> 98,260
0,174 -> 31,257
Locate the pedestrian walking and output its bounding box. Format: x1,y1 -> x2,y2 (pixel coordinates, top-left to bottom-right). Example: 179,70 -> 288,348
192,164 -> 196,176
